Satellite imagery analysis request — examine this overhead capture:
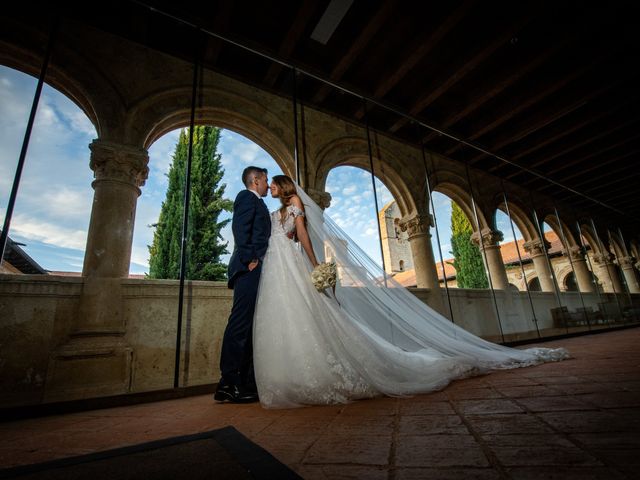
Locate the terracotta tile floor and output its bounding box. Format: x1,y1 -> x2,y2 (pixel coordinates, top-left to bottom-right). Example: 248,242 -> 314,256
1,328 -> 639,479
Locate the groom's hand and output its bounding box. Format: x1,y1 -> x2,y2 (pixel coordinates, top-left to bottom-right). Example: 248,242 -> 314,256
248,259 -> 259,271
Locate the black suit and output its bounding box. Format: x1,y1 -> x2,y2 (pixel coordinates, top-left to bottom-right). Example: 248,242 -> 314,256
219,189 -> 271,389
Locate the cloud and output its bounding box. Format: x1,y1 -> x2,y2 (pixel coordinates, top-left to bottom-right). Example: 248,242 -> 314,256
342,185 -> 357,195
11,214 -> 87,250
41,188 -> 92,218
129,244 -> 151,271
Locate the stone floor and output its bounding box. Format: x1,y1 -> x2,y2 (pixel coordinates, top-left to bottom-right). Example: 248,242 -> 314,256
1,328 -> 639,479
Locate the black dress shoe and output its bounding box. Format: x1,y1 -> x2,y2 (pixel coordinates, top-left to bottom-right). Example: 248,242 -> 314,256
214,384 -> 259,403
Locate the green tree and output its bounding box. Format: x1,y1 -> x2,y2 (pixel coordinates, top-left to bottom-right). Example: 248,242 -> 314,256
449,201 -> 488,289
148,126 -> 233,280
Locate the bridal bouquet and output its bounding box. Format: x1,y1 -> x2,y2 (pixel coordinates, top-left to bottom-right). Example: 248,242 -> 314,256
311,262 -> 337,292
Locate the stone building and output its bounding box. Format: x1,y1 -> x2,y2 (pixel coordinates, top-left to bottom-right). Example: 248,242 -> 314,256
379,201 -> 413,274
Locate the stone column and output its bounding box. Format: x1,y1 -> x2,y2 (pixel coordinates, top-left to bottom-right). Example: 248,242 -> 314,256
400,214 -> 438,289
523,238 -> 555,292
565,246 -> 595,293
83,140 -> 149,278
399,214 -> 445,314
618,256 -> 640,293
471,229 -> 509,290
45,140 -> 149,402
592,252 -> 625,293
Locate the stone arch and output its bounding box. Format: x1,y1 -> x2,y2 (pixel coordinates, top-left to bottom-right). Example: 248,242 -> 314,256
0,23 -> 126,140
528,276 -> 542,291
556,264 -> 576,290
630,239 -> 640,263
313,137 -> 416,218
607,230 -> 627,259
431,171 -> 488,231
125,86 -> 295,177
543,214 -> 579,250
494,200 -> 538,242
578,223 -> 604,255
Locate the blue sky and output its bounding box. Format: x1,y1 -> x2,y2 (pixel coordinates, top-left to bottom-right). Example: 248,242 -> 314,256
1,65 -> 527,276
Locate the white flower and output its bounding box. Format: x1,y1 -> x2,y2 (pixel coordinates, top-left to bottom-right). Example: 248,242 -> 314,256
311,262 -> 337,292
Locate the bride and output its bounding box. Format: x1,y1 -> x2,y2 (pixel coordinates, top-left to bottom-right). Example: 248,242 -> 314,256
253,175 -> 569,409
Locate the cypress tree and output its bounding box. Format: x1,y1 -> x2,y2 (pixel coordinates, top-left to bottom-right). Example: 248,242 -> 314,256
148,126 -> 233,280
449,201 -> 489,289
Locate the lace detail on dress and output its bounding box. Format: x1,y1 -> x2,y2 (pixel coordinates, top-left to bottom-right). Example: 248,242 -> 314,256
271,205 -> 305,238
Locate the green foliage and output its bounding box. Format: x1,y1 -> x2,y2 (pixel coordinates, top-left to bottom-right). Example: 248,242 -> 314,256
148,126 -> 233,281
450,201 -> 489,289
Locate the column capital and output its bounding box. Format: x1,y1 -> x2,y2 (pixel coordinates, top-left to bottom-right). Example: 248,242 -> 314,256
618,255 -> 636,270
592,252 -> 615,265
523,238 -> 550,258
471,228 -> 504,249
89,139 -> 149,191
564,245 -> 586,262
399,214 -> 433,240
305,188 -> 332,210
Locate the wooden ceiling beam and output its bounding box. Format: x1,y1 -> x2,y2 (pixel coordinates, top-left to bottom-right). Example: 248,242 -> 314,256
534,148 -> 640,193
443,56 -> 602,157
421,35 -> 568,145
311,0 -> 397,104
351,0 -> 475,120
263,0 -> 318,87
487,100 -> 631,173
506,118 -> 640,181
204,0 -> 234,65
471,77 -> 624,166
389,15 -> 530,133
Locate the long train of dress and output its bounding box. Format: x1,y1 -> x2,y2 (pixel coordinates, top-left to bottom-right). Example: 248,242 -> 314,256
254,198 -> 569,409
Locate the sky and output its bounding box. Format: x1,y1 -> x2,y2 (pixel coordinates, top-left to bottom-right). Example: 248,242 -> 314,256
1,64 -> 527,276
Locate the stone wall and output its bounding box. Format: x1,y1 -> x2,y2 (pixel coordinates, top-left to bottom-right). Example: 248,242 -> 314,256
0,275 -> 231,408
1,275 -> 638,408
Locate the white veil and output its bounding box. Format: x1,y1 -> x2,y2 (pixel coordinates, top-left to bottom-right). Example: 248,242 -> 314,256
297,185 -> 569,371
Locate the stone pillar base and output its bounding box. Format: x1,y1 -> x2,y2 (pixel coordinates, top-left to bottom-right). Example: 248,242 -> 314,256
44,335 -> 133,403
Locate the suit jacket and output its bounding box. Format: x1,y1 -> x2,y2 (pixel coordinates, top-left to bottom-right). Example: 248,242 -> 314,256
227,189 -> 271,288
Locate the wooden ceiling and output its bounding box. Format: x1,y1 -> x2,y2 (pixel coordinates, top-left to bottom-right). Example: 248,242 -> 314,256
53,1 -> 640,231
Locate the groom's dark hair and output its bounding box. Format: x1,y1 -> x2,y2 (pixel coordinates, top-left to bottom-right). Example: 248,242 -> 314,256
242,166 -> 268,187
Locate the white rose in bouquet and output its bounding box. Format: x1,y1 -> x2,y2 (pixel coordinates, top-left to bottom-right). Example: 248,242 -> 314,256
311,262 -> 337,292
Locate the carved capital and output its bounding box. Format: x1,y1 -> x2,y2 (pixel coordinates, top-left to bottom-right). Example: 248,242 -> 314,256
618,256 -> 636,270
592,252 -> 614,265
89,140 -> 149,189
305,188 -> 332,210
564,245 -> 586,262
399,214 -> 433,240
523,238 -> 550,258
471,228 -> 504,249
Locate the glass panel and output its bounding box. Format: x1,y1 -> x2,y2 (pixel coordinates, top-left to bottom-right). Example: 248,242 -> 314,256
575,219 -> 612,330
548,207 -> 593,335
440,164 -> 504,342
615,228 -> 640,324
590,221 -> 628,325
0,20 -> 49,407
497,187 -> 541,342
121,13 -> 198,392
178,52 -> 292,390
526,191 -> 568,337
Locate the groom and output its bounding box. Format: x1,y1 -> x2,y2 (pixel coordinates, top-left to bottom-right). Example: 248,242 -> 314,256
214,166 -> 271,403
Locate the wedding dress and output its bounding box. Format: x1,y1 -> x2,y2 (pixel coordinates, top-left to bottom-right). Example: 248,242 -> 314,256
253,187 -> 569,409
